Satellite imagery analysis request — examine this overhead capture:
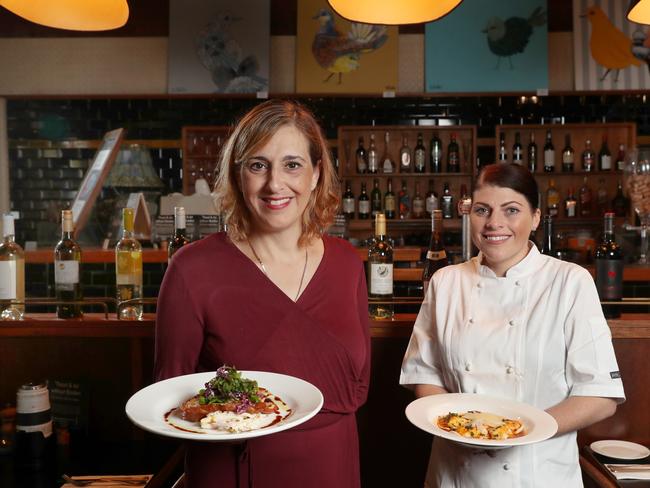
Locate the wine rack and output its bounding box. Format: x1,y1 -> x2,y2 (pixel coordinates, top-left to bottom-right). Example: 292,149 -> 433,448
181,126 -> 230,195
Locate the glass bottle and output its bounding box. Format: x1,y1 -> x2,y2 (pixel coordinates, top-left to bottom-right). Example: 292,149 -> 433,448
399,135 -> 412,173
527,132 -> 537,172
412,182 -> 425,219
422,209 -> 449,295
425,179 -> 438,217
594,212 -> 623,318
615,143 -> 626,171
358,183 -> 370,220
441,183 -> 454,219
546,179 -> 560,217
168,206 -> 191,261
367,133 -> 378,174
342,180 -> 355,219
370,178 -> 382,217
540,214 -> 555,257
384,178 -> 396,219
564,187 -> 577,218
54,210 -> 82,318
561,134 -> 574,172
115,207 -> 143,320
596,178 -> 609,216
512,132 -> 523,165
582,139 -> 595,172
599,135 -> 612,171
368,213 -> 393,320
611,180 -> 628,218
414,133 -> 426,173
381,131 -> 395,174
498,132 -> 508,163
579,176 -> 593,217
398,180 -> 411,219
430,132 -> 442,173
446,133 -> 460,172
543,130 -> 555,172
355,136 -> 367,174
0,214 -> 25,320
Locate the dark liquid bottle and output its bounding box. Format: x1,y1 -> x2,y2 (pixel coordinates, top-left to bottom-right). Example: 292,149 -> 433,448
370,178 -> 382,217
430,132 -> 442,173
611,180 -> 628,218
579,177 -> 593,217
342,181 -> 355,219
512,132 -> 523,165
441,183 -> 454,219
358,182 -> 370,219
540,214 -> 555,257
498,132 -> 508,163
168,206 -> 191,261
447,133 -> 460,172
422,209 -> 449,295
562,134 -> 574,172
54,209 -> 83,318
543,130 -> 555,172
414,133 -> 426,173
527,132 -> 537,172
594,212 -> 623,318
384,178 -> 396,219
564,187 -> 577,218
355,136 -> 367,174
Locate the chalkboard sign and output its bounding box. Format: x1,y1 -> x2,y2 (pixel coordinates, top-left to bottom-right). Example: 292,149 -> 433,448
71,128 -> 125,239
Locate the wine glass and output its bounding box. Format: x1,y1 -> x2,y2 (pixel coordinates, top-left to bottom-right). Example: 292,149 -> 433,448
624,148 -> 650,264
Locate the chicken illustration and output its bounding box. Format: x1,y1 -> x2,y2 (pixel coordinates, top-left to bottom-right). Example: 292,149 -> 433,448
482,7 -> 547,69
631,28 -> 650,74
195,11 -> 268,93
582,5 -> 642,82
311,8 -> 388,84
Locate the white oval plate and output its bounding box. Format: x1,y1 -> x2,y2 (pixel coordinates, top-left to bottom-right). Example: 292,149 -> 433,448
405,393 -> 558,449
125,371 -> 323,442
591,440 -> 650,460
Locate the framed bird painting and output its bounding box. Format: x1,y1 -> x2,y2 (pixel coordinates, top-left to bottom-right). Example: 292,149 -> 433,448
167,0 -> 270,94
573,0 -> 650,90
424,0 -> 548,93
296,0 -> 398,94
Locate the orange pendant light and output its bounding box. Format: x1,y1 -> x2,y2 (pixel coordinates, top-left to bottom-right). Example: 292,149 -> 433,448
628,0 -> 650,24
327,0 -> 462,25
0,0 -> 129,31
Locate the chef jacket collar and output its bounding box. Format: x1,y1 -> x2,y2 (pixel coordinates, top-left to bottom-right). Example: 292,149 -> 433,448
473,241 -> 544,279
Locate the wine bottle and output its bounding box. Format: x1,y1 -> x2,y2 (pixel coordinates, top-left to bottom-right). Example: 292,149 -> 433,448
594,212 -> 623,318
370,178 -> 382,217
422,209 -> 449,295
512,132 -> 523,165
368,213 -> 393,320
384,179 -> 396,219
561,134 -> 574,172
414,133 -> 426,173
358,183 -> 370,219
0,214 -> 25,320
599,135 -> 612,171
54,210 -> 83,318
441,183 -> 454,219
543,130 -> 555,172
367,134 -> 379,174
564,187 -> 577,218
540,214 -> 555,257
115,207 -> 143,320
355,136 -> 367,174
498,132 -> 508,163
582,139 -> 595,172
546,179 -> 560,217
381,131 -> 395,174
447,133 -> 460,172
168,206 -> 191,261
430,132 -> 442,173
342,181 -> 356,219
527,132 -> 537,172
412,182 -> 425,219
398,180 -> 411,219
596,177 -> 609,216
611,180 -> 628,218
399,135 -> 412,173
425,179 -> 438,217
615,143 -> 626,171
579,176 -> 593,217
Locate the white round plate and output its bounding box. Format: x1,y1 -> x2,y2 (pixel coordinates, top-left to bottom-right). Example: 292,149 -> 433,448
591,440 -> 650,460
405,393 -> 558,449
125,371 -> 323,442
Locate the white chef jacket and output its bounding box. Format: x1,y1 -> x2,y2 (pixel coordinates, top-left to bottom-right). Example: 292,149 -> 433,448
400,244 -> 625,488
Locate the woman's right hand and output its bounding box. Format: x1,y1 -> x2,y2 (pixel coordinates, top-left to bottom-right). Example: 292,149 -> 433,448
414,384 -> 448,398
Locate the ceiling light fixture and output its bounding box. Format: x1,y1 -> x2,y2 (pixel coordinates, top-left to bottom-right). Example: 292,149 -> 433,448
628,0 -> 650,24
327,0 -> 462,25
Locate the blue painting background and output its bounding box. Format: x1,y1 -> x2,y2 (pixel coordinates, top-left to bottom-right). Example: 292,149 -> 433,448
425,0 -> 548,92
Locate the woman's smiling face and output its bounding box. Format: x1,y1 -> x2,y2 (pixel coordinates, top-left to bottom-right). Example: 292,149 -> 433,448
470,184 -> 541,277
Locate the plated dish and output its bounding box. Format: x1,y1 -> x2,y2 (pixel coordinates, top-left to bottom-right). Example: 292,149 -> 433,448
126,369 -> 323,441
405,393 -> 558,448
591,440 -> 650,460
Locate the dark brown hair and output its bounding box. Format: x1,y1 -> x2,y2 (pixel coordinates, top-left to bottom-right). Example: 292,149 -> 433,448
475,163 -> 539,210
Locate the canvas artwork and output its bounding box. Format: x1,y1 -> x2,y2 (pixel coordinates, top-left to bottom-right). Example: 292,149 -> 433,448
296,0 -> 398,94
425,0 -> 548,92
168,0 -> 269,94
573,0 -> 650,90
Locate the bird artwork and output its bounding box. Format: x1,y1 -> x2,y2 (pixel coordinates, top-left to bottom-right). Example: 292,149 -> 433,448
311,8 -> 388,84
195,11 -> 268,93
482,7 -> 547,69
582,5 -> 642,82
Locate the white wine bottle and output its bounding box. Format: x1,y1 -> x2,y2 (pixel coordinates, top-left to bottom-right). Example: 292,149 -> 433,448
54,210 -> 83,318
115,207 -> 143,320
0,214 -> 25,320
368,213 -> 393,319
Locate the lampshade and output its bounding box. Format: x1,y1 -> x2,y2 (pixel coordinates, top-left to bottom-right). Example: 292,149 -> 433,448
628,0 -> 650,24
327,0 -> 462,25
0,0 -> 129,31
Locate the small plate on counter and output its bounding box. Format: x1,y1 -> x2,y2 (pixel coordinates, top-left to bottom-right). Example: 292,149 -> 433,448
591,440 -> 650,460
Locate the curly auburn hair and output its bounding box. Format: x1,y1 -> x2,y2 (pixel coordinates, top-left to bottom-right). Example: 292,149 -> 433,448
212,99 -> 340,246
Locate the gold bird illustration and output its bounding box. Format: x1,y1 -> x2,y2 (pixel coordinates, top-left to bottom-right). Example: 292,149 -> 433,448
582,5 -> 642,81
312,8 -> 388,84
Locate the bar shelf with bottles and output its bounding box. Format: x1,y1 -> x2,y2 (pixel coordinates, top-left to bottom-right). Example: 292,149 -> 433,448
495,123 -> 636,225
181,126 -> 229,195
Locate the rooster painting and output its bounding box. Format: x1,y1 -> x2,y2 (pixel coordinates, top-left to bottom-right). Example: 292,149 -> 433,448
482,7 -> 546,69
311,8 -> 388,84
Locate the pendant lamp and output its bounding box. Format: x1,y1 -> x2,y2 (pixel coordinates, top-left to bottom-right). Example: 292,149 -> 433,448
628,0 -> 650,24
0,0 -> 129,31
327,0 -> 462,25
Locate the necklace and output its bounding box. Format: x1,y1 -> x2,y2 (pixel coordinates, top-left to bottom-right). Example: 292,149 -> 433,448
247,239 -> 308,302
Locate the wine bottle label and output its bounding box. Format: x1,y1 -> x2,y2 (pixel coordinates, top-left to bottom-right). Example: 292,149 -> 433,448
414,151 -> 425,170
368,155 -> 378,172
427,250 -> 447,261
343,198 -> 355,214
544,149 -> 555,167
566,201 -> 576,217
385,196 -> 396,212
383,159 -> 393,173
370,263 -> 393,295
426,196 -> 438,213
116,251 -> 143,285
356,156 -> 367,173
359,201 -> 370,214
600,155 -> 611,170
595,259 -> 623,300
413,200 -> 425,215
513,149 -> 523,163
54,260 -> 79,289
0,261 -> 17,299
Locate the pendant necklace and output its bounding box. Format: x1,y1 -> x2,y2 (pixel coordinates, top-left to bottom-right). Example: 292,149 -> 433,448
248,239 -> 308,302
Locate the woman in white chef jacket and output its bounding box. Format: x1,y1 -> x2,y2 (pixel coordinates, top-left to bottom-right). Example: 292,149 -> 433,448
400,163 -> 625,488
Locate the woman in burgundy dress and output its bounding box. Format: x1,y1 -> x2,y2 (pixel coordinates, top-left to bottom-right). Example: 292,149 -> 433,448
155,99 -> 370,488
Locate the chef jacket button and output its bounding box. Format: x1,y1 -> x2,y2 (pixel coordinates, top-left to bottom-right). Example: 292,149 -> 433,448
508,320 -> 515,326
506,366 -> 514,374
515,280 -> 521,286
465,363 -> 472,372
503,463 -> 510,471
469,318 -> 474,324
477,282 -> 482,288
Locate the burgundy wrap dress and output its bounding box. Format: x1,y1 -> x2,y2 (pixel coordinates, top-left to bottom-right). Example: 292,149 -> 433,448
154,232 -> 370,488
